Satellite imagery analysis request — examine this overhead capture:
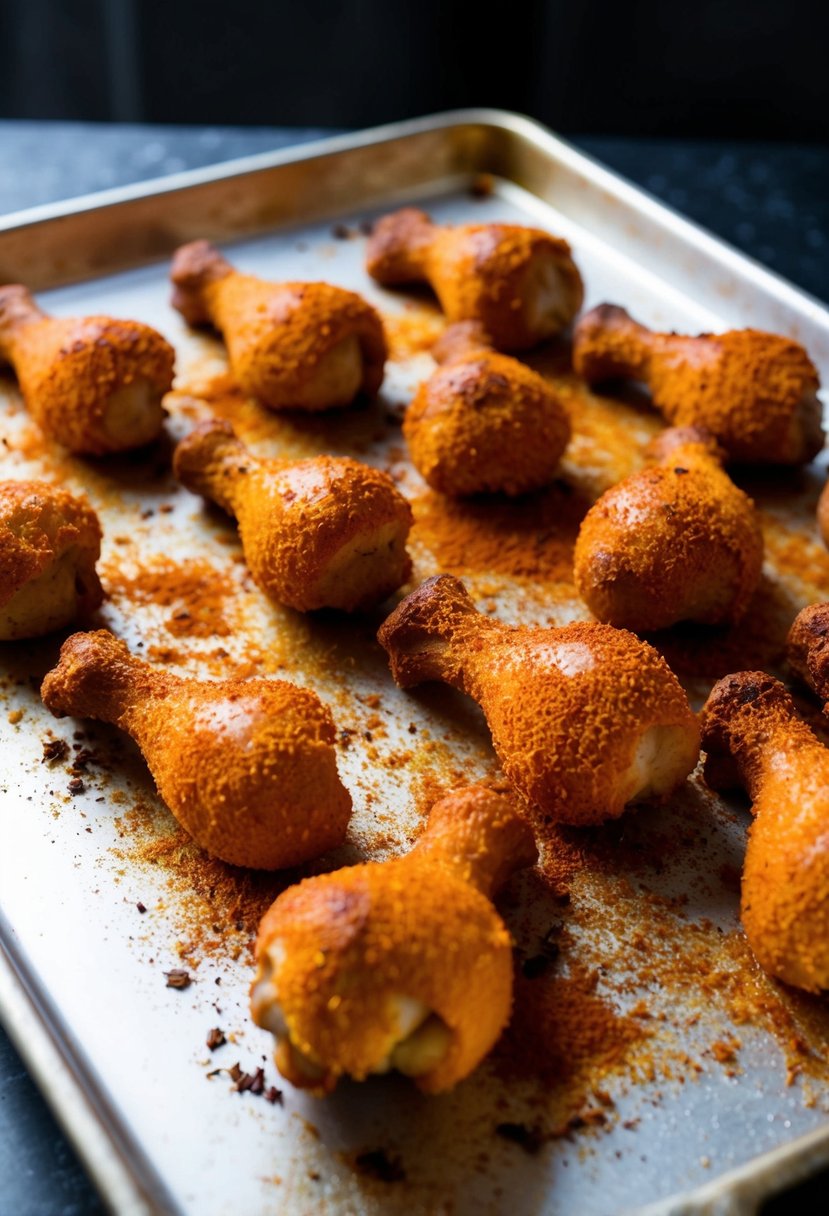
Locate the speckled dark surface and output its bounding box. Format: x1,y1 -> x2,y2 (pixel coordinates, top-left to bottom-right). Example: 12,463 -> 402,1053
0,121 -> 827,1216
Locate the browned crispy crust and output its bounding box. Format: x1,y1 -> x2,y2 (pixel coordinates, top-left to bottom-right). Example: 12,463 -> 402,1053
252,785 -> 536,1093
700,672 -> 829,991
404,324 -> 571,496
170,240 -> 387,409
573,426 -> 764,629
0,480 -> 102,638
787,602 -> 829,700
174,420 -> 413,612
378,575 -> 700,824
0,285 -> 174,455
573,303 -> 823,464
40,630 -> 352,869
366,208 -> 584,350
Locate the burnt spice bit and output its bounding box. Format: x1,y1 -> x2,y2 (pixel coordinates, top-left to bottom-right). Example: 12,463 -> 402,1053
67,777 -> 86,795
136,901 -> 147,914
42,738 -> 69,764
352,1149 -> 406,1183
495,1122 -> 546,1155
164,968 -> 192,989
206,1027 -> 226,1051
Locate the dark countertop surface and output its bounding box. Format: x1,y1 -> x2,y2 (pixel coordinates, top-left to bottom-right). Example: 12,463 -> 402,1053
0,120 -> 827,1216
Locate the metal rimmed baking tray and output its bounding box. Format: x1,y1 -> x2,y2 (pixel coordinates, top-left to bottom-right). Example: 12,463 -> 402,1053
1,110 -> 829,1216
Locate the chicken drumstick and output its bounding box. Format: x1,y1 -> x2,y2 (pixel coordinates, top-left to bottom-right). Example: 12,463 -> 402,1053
378,575 -> 699,824
0,285 -> 173,454
366,208 -> 584,350
701,671 -> 829,991
173,420 -> 412,612
251,784 -> 536,1093
404,321 -> 571,496
170,240 -> 387,411
573,304 -> 823,465
41,631 -> 352,869
574,426 -> 764,630
0,480 -> 102,639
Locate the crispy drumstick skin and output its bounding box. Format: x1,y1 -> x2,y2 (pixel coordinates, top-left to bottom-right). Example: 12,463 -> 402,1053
572,304 -> 824,465
377,575 -> 700,825
700,671 -> 829,992
170,240 -> 387,411
403,321 -> 571,496
251,784 -> 537,1094
574,426 -> 764,631
40,631 -> 352,870
0,285 -> 173,454
0,480 -> 102,639
365,208 -> 584,351
787,602 -> 829,699
173,420 -> 413,612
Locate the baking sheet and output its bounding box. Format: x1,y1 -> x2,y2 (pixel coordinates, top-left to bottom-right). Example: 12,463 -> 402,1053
1,113 -> 829,1216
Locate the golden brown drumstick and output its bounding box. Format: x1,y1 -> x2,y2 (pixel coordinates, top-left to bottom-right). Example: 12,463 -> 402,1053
251,784 -> 537,1094
170,240 -> 387,411
787,602 -> 829,698
573,304 -> 823,465
378,575 -> 699,824
0,285 -> 173,454
365,208 -> 584,350
0,480 -> 102,639
173,420 -> 412,612
403,321 -> 571,496
700,671 -> 829,992
41,630 -> 352,869
574,426 -> 764,630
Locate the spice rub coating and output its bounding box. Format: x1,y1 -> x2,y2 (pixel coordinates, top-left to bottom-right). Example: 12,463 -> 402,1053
170,240 -> 387,411
251,785 -> 537,1093
786,601 -> 829,696
403,321 -> 571,496
40,630 -> 352,869
574,426 -> 764,630
174,419 -> 413,612
378,575 -> 700,825
366,208 -> 584,350
573,304 -> 824,465
0,480 -> 102,639
701,671 -> 829,992
0,284 -> 173,454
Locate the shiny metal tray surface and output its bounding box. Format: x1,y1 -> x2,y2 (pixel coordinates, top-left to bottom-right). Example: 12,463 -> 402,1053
1,110 -> 828,1216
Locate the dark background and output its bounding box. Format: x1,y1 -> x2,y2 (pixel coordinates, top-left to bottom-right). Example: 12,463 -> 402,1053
2,0 -> 829,139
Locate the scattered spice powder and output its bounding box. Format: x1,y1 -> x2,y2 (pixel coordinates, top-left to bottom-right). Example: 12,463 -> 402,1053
102,556 -> 235,639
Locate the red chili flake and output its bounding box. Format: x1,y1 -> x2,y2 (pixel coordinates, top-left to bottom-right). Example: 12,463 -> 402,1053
206,1027 -> 226,1051
164,969 -> 191,990
264,1086 -> 283,1105
136,901 -> 147,914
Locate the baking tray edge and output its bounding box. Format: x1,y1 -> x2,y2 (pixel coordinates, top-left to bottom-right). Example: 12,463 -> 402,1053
1,108 -> 828,1215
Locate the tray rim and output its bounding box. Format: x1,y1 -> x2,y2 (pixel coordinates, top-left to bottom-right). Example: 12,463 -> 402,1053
1,107 -> 828,1216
